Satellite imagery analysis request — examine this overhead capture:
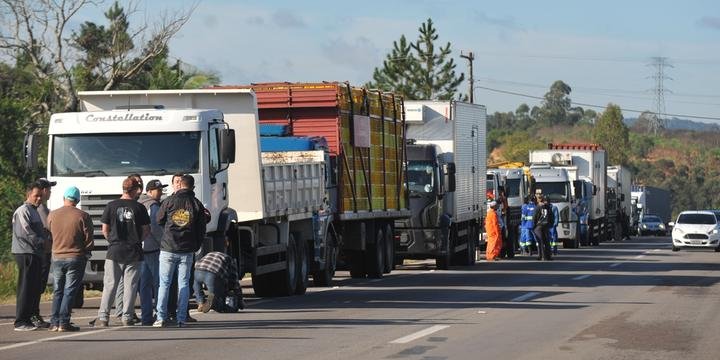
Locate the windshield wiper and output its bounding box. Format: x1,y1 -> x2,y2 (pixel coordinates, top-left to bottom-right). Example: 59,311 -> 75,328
69,170 -> 108,177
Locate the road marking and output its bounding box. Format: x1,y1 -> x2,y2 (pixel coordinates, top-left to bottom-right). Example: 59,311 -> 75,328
634,255 -> 645,259
0,327 -> 117,351
609,263 -> 622,268
510,292 -> 540,302
390,325 -> 450,344
572,274 -> 592,281
0,315 -> 97,327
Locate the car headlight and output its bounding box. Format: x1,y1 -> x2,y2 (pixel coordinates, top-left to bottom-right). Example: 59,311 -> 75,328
642,224 -> 648,229
708,229 -> 719,235
659,224 -> 665,229
674,227 -> 685,235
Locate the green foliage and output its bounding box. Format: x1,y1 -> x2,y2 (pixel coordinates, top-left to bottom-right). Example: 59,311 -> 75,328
368,18 -> 464,100
535,80 -> 574,126
0,262 -> 18,302
593,103 -> 630,165
499,131 -> 546,163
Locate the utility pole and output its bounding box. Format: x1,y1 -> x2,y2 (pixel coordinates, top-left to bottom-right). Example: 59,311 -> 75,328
460,51 -> 475,103
647,56 -> 673,134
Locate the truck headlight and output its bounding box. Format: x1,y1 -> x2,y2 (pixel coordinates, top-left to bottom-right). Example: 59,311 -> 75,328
642,224 -> 648,229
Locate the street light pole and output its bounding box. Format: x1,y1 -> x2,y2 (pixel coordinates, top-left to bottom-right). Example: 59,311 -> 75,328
460,51 -> 475,103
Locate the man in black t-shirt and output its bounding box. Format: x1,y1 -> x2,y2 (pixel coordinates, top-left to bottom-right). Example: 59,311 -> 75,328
94,178 -> 150,327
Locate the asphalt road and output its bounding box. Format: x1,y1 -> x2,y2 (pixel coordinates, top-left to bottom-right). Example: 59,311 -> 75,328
1,236 -> 719,360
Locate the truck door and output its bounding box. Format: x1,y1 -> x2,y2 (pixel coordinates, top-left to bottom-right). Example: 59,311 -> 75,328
207,124 -> 230,232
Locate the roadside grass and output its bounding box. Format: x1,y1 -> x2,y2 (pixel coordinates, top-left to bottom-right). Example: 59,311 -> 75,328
0,262 -> 18,303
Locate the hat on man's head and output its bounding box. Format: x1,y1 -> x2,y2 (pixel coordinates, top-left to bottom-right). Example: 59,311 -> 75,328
146,179 -> 168,192
122,177 -> 141,191
36,178 -> 57,189
63,186 -> 80,202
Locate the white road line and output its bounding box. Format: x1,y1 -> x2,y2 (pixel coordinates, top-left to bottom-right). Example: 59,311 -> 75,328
572,274 -> 592,281
609,263 -> 622,268
0,315 -> 97,327
390,325 -> 450,344
510,292 -> 540,302
634,255 -> 645,259
0,327 -> 117,351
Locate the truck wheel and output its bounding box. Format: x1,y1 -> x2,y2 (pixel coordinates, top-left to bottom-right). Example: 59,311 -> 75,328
463,224 -> 477,266
348,250 -> 366,278
383,224 -> 394,273
365,227 -> 385,279
313,232 -> 338,287
295,238 -> 309,295
436,232 -> 452,270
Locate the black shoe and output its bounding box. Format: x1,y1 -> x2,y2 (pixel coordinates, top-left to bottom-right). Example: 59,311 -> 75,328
185,315 -> 197,323
31,315 -> 50,328
59,323 -> 80,332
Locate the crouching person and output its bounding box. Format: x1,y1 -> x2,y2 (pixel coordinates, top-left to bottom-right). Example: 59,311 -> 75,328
194,251 -> 244,313
47,186 -> 93,331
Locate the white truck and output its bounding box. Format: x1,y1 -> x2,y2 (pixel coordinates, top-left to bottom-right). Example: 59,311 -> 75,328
530,144 -> 608,246
395,100 -> 486,268
527,164 -> 579,248
607,165 -> 632,241
25,89 -> 335,302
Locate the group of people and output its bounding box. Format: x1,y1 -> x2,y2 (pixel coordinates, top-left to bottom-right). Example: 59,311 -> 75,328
485,192 -> 557,262
12,173 -> 243,332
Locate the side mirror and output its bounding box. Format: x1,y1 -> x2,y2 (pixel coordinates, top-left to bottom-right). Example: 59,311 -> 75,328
444,162 -> 456,193
219,129 -> 236,164
23,130 -> 39,171
668,222 -> 675,227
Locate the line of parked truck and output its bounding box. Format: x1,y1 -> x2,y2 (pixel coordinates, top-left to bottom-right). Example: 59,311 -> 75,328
22,81 -> 670,305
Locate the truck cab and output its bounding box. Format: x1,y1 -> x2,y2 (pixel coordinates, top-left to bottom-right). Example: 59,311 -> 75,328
528,164 -> 580,248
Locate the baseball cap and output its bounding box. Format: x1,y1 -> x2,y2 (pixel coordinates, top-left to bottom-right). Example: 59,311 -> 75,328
63,186 -> 80,202
146,179 -> 168,191
36,178 -> 57,188
122,177 -> 141,191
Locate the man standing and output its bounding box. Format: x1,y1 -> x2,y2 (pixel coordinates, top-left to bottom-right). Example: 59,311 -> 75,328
485,201 -> 502,261
95,178 -> 149,327
155,175 -> 207,328
193,251 -> 243,313
519,196 -> 537,255
549,201 -> 560,255
33,178 -> 56,329
533,195 -> 555,261
12,182 -> 48,331
47,186 -> 93,332
138,179 -> 166,326
113,174 -> 144,323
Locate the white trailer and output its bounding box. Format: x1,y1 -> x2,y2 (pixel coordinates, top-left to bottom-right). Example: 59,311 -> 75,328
396,100 -> 486,268
607,165 -> 632,241
29,89 -> 332,300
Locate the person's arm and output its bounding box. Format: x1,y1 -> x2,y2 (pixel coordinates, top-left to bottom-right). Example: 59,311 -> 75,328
102,223 -> 110,240
18,206 -> 44,251
141,224 -> 150,241
83,213 -> 94,253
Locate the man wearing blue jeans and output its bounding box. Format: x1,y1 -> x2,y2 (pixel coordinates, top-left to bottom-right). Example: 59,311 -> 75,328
47,186 -> 93,331
155,175 -> 207,328
193,251 -> 242,313
138,179 -> 166,325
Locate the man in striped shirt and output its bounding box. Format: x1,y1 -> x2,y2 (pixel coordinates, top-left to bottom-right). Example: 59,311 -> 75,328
193,252 -> 243,313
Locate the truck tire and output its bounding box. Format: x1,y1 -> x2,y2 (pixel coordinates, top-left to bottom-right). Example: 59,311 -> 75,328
348,250 -> 366,278
365,227 -> 385,279
295,238 -> 309,295
462,224 -> 477,266
312,232 -> 338,287
383,224 -> 394,274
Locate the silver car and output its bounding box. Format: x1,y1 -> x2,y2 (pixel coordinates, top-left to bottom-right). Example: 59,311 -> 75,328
670,211 -> 720,252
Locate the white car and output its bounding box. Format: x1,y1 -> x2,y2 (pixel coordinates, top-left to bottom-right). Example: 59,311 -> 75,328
670,210 -> 720,252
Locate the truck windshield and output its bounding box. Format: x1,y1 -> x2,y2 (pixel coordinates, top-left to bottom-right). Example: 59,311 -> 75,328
52,132 -> 201,176
534,182 -> 570,202
407,161 -> 435,193
505,178 -> 521,198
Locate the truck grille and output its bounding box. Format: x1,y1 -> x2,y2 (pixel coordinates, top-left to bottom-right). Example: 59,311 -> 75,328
81,194 -> 121,273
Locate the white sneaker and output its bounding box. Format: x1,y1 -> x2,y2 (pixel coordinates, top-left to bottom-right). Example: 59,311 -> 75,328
152,320 -> 165,328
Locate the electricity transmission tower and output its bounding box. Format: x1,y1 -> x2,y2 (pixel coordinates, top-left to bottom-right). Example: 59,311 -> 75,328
647,57 -> 673,134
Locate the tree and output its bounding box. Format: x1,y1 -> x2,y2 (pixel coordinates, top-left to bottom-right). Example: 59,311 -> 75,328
593,103 -> 630,165
536,80 -> 573,126
368,18 -> 464,100
0,0 -> 196,113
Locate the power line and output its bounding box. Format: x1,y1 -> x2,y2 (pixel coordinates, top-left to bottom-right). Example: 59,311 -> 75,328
473,85 -> 720,121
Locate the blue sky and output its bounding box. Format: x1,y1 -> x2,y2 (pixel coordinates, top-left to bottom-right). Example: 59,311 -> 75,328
76,0 -> 720,122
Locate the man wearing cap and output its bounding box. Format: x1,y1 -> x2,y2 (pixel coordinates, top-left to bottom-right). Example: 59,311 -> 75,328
112,174 -> 144,323
33,177 -> 56,329
95,178 -> 150,327
12,182 -> 48,331
47,186 -> 93,332
138,179 -> 166,325
533,195 -> 555,261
